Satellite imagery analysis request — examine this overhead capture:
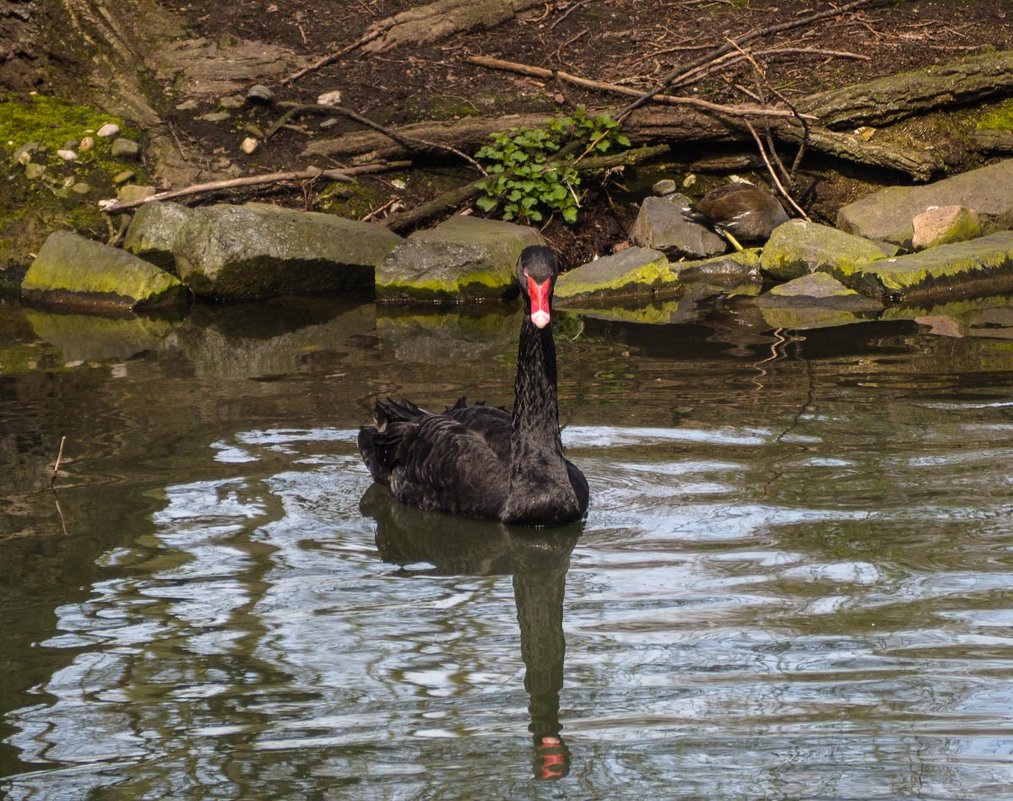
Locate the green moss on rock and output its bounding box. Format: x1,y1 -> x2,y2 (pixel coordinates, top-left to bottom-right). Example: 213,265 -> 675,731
829,231 -> 1013,302
377,216 -> 544,302
21,230 -> 189,311
554,247 -> 676,302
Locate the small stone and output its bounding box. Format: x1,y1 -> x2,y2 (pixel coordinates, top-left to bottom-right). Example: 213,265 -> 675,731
97,123 -> 120,138
116,184 -> 157,203
175,99 -> 199,111
13,141 -> 39,163
240,137 -> 259,154
79,136 -> 95,152
317,89 -> 342,106
391,178 -> 407,190
911,204 -> 982,250
246,84 -> 274,104
57,149 -> 78,161
219,95 -> 245,109
682,173 -> 697,188
198,111 -> 231,123
652,178 -> 678,196
24,163 -> 46,180
71,182 -> 92,196
319,117 -> 339,130
113,170 -> 136,184
111,138 -> 141,160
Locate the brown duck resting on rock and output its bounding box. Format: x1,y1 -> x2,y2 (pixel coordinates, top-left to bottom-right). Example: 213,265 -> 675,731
358,245 -> 589,527
684,182 -> 789,249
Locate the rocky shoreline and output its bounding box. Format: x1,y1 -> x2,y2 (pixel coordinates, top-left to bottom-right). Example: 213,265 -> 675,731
11,158 -> 1013,337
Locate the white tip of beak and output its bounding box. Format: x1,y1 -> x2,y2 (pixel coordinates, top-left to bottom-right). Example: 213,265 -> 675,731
530,310 -> 551,329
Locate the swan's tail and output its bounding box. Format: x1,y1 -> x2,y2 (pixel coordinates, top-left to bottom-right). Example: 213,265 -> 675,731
358,398 -> 427,484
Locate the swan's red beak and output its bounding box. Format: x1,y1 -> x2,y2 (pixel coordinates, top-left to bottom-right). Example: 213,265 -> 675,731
527,275 -> 552,329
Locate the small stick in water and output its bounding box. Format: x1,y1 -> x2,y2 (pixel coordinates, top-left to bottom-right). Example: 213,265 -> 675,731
52,436 -> 66,487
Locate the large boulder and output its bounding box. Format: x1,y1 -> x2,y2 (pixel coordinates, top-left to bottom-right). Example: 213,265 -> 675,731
21,230 -> 189,311
837,159 -> 1013,246
375,215 -> 544,302
828,231 -> 1013,302
173,203 -> 402,299
760,220 -> 891,281
628,194 -> 727,258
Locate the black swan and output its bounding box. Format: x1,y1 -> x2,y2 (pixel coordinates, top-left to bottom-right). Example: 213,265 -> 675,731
684,182 -> 788,249
358,244 -> 589,526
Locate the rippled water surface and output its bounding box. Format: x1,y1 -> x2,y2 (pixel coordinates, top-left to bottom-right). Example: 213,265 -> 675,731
1,296 -> 1012,800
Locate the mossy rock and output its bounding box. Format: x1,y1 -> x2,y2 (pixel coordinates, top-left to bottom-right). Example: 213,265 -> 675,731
828,231 -> 1013,302
376,215 -> 544,302
554,247 -> 675,303
21,230 -> 189,312
173,203 -> 402,299
837,159 -> 1013,246
760,220 -> 888,281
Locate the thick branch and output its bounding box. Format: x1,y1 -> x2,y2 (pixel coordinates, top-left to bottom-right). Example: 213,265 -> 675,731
99,161 -> 411,213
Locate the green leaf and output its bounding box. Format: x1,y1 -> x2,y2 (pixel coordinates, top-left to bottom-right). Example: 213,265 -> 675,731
476,195 -> 497,211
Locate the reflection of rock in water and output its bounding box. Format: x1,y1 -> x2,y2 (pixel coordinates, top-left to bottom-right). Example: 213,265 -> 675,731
361,484 -> 580,779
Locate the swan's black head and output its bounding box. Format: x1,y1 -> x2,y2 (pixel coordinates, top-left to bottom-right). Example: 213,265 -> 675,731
517,245 -> 559,330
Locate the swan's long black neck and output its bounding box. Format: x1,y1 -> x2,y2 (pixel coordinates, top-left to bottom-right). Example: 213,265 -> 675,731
511,317 -> 563,458
503,315 -> 578,524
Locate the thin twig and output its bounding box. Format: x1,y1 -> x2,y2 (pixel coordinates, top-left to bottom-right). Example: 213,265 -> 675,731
278,102 -> 486,174
282,29 -> 383,85
743,119 -> 809,220
51,436 -> 66,487
550,0 -> 594,30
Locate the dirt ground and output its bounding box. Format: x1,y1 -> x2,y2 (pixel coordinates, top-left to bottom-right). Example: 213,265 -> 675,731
158,1 -> 1013,262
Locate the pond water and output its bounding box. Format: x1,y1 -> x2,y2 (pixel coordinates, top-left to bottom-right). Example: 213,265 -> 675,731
1,293 -> 1012,800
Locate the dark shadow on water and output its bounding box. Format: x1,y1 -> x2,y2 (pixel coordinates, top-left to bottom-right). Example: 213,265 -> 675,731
359,483 -> 581,780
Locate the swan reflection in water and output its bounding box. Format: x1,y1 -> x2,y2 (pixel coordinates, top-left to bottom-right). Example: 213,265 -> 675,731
360,484 -> 581,780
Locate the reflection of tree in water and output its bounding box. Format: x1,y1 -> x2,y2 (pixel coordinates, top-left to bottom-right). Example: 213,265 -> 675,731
361,484 -> 581,780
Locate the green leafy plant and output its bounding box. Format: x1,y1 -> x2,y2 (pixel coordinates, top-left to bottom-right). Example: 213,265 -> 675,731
474,109 -> 630,225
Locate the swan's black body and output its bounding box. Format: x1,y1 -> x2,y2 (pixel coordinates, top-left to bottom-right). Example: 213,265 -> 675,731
358,245 -> 589,526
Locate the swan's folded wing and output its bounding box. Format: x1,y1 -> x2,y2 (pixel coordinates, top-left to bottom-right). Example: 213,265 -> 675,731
388,414 -> 509,518
444,401 -> 511,460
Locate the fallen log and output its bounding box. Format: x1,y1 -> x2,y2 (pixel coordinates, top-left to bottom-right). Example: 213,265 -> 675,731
798,50 -> 1013,127
302,106 -> 940,180
361,0 -> 543,53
